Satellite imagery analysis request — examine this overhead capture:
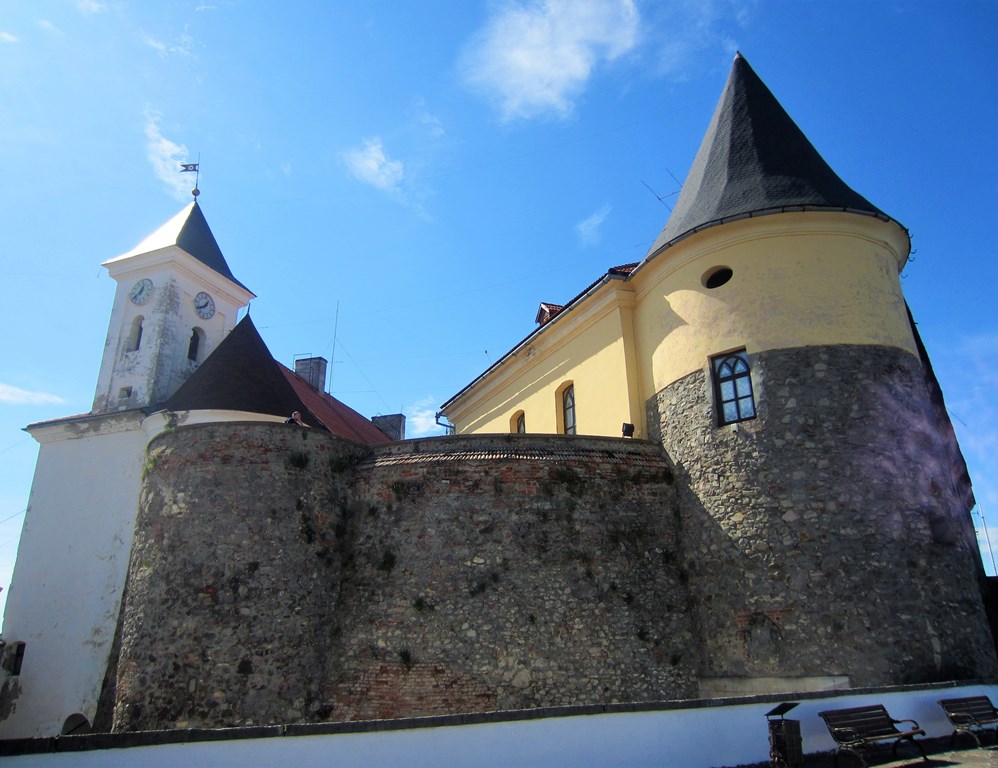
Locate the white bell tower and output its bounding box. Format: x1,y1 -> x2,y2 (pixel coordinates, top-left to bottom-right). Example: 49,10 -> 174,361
92,202 -> 255,414
0,201 -> 256,740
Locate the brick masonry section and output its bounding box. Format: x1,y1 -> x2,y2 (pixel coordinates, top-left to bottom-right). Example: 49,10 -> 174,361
111,429 -> 695,731
647,343 -> 998,687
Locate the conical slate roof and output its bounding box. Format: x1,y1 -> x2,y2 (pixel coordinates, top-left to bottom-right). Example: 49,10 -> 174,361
112,202 -> 252,294
645,53 -> 892,260
165,316 -> 390,444
166,315 -> 297,418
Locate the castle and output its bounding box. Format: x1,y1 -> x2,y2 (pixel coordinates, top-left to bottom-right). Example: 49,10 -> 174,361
1,53 -> 994,741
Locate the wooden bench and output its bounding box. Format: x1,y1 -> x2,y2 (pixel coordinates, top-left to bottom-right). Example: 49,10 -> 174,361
939,695 -> 998,747
818,704 -> 927,767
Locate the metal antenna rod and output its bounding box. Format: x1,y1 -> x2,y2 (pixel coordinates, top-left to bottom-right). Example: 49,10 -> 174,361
329,300 -> 340,393
980,504 -> 997,574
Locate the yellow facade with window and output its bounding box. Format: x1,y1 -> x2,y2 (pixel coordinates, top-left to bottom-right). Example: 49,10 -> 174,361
440,53 -> 917,439
440,213 -> 913,439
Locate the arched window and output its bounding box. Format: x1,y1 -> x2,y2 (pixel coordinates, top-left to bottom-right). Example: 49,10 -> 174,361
126,316 -> 144,352
511,410 -> 526,433
188,327 -> 205,362
559,383 -> 576,435
712,351 -> 756,425
61,713 -> 92,735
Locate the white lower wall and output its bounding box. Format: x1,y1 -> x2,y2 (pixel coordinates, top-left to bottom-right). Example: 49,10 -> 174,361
4,682 -> 995,768
0,412 -> 147,739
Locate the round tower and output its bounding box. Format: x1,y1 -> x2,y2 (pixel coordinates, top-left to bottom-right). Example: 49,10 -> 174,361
637,54 -> 997,695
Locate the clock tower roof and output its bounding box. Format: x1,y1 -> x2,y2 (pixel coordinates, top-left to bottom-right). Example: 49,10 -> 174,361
109,202 -> 252,294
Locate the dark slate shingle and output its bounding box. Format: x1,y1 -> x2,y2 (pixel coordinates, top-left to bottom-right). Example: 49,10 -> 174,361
645,53 -> 891,261
176,203 -> 252,293
165,316 -> 390,445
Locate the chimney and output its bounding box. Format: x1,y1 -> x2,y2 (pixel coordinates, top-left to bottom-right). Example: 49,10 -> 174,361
294,356 -> 328,391
372,414 -> 405,441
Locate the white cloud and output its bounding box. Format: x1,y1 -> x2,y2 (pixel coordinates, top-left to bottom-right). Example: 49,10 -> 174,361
143,32 -> 194,58
143,110 -> 194,202
144,35 -> 167,56
0,384 -> 65,405
415,100 -> 445,139
37,20 -> 63,35
460,0 -> 639,122
0,32 -> 18,44
405,396 -> 446,438
649,0 -> 753,78
575,203 -> 611,246
343,137 -> 405,193
76,0 -> 106,14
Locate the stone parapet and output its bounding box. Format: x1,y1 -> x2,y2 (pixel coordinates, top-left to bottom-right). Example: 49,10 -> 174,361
110,426 -> 695,730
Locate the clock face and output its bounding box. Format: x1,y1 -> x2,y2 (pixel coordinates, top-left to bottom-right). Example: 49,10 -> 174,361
194,291 -> 216,320
129,278 -> 153,305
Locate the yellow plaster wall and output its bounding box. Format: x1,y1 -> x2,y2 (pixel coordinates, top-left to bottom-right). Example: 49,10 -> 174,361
630,213 -> 913,398
449,294 -> 636,436
446,212 -> 912,438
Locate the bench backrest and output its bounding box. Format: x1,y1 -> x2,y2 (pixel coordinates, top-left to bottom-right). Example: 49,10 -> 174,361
939,696 -> 998,722
819,705 -> 899,739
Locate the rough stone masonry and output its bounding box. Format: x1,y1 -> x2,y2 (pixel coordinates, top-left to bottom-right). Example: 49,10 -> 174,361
108,427 -> 695,730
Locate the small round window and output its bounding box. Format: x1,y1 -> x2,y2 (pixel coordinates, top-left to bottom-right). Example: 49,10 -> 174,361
702,266 -> 733,289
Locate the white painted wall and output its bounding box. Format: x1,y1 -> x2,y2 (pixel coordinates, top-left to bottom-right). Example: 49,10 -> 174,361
93,250 -> 250,415
0,412 -> 147,739
145,410 -> 289,431
0,408 -> 288,739
4,683 -> 995,767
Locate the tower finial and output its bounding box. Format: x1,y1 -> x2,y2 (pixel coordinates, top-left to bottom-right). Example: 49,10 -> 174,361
180,154 -> 201,201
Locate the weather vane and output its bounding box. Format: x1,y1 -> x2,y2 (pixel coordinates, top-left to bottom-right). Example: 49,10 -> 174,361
180,155 -> 201,199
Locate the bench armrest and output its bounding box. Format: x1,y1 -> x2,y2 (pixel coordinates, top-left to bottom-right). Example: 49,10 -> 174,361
947,712 -> 976,727
893,718 -> 921,730
830,726 -> 862,744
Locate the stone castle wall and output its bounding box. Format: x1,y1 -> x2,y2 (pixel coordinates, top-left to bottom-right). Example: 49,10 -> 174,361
112,423 -> 364,730
111,427 -> 695,731
647,343 -> 998,688
109,341 -> 998,733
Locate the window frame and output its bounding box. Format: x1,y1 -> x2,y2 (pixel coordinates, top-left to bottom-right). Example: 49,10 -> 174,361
126,315 -> 144,353
510,410 -> 526,434
188,326 -> 205,363
558,382 -> 576,435
711,350 -> 756,426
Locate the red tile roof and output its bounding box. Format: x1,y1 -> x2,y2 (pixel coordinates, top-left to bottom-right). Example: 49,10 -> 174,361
166,316 -> 391,445
280,365 -> 391,444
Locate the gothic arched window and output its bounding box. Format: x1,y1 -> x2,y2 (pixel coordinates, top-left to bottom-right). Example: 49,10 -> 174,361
511,410 -> 526,433
188,327 -> 205,362
712,351 -> 756,425
127,316 -> 144,353
560,383 -> 576,435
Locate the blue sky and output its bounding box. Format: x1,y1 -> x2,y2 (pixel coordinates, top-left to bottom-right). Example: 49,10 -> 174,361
1,0 -> 996,617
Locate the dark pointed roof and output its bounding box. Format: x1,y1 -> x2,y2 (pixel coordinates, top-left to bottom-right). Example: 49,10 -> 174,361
176,203 -> 250,293
112,203 -> 252,294
645,53 -> 896,261
165,316 -> 391,445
